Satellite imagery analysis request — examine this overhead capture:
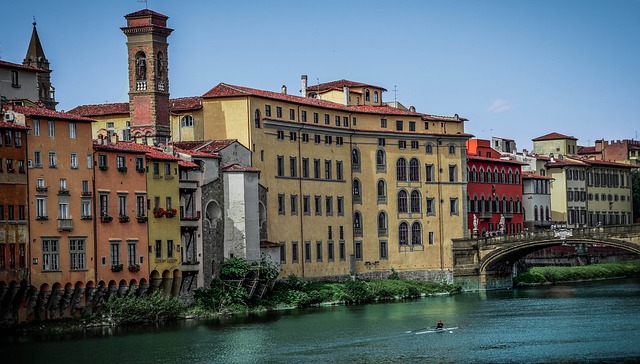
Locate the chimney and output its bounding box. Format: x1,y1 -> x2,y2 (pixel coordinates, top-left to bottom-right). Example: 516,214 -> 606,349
409,106 -> 416,112
344,86 -> 349,106
301,75 -> 307,97
281,85 -> 287,94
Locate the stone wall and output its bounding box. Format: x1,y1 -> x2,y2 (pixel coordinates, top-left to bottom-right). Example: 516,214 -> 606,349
201,179 -> 225,288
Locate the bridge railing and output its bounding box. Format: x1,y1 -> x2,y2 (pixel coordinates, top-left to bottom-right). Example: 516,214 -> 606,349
454,224 -> 640,247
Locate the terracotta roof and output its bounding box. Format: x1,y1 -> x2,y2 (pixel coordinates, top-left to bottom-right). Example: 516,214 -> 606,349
306,79 -> 388,93
522,171 -> 553,180
546,159 -> 586,167
0,121 -> 29,131
0,59 -> 41,72
577,146 -> 596,154
178,160 -> 199,168
93,141 -> 147,154
68,102 -> 129,116
124,9 -> 168,19
222,163 -> 260,172
173,139 -> 238,153
583,159 -> 635,168
202,83 -> 466,122
532,132 -> 577,141
173,145 -> 220,158
13,105 -> 95,122
169,97 -> 202,111
94,141 -> 181,161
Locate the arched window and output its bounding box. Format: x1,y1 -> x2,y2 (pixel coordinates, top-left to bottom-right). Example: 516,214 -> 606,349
135,51 -> 146,81
502,196 -> 507,213
373,91 -> 379,103
365,89 -> 371,102
399,222 -> 408,245
545,206 -> 550,221
509,197 -> 514,213
491,197 -> 497,213
493,168 -> 499,184
411,190 -> 421,213
353,179 -> 361,197
181,115 -> 194,128
448,144 -> 456,155
501,168 -> 506,184
398,190 -> 408,213
516,198 -> 521,213
425,143 -> 433,154
352,148 -> 360,165
254,109 -> 261,128
480,196 -> 485,212
377,179 -> 386,200
396,158 -> 407,182
376,149 -> 385,167
409,158 -> 420,182
534,206 -> 539,221
354,211 -> 362,229
515,170 -> 520,184
479,167 -> 485,183
156,51 -> 164,77
411,222 -> 422,245
378,211 -> 387,234
508,169 -> 513,184
472,167 -> 477,182
474,195 -> 479,213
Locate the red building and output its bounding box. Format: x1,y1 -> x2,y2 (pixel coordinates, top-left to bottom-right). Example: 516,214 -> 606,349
466,139 -> 524,236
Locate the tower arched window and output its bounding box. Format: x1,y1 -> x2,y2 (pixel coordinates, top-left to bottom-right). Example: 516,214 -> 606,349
534,206 -> 539,221
545,206 -> 550,221
353,179 -> 361,197
411,222 -> 422,245
396,158 -> 407,182
254,109 -> 261,128
376,149 -> 386,167
365,89 -> 370,102
448,144 -> 456,155
135,51 -> 147,81
377,180 -> 386,201
399,222 -> 408,245
509,197 -> 514,213
425,143 -> 433,154
352,148 -> 360,170
411,190 -> 421,213
501,168 -> 506,184
409,158 -> 420,182
156,51 -> 164,77
397,190 -> 408,213
373,91 -> 379,103
494,168 -> 499,184
508,169 -> 513,184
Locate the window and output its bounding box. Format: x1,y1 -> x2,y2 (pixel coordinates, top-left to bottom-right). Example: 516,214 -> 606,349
324,114 -> 330,124
135,157 -> 144,172
411,190 -> 421,213
11,70 -> 19,87
325,196 -> 333,215
42,239 -> 59,271
353,179 -> 361,198
313,112 -> 319,123
377,180 -> 386,202
82,199 -> 91,218
448,144 -> 456,155
278,194 -> 285,214
127,241 -> 137,266
313,159 -> 320,179
336,136 -> 343,145
164,163 -> 171,176
303,195 -> 310,215
289,109 -> 295,120
411,222 -> 422,245
378,138 -> 386,146
153,162 -> 160,176
354,212 -> 362,232
409,158 -> 420,182
304,241 -> 311,262
378,211 -> 388,235
398,140 -> 407,149
381,118 -> 387,128
324,160 -> 332,179
14,131 -> 22,147
153,240 -> 162,259
343,116 -> 349,127
396,120 -> 403,131
31,151 -> 40,167
425,143 -> 433,154
277,130 -> 284,140
280,244 -> 286,263
449,165 -> 457,182
314,134 -> 320,144
396,158 -> 407,181
87,154 -> 93,169
98,154 -> 107,169
69,122 -> 77,138
429,232 -> 434,245
450,198 -> 459,215
48,120 -> 55,137
365,89 -> 371,102
290,157 -> 297,177
376,149 -> 386,170
335,115 -> 341,126
32,120 -> 40,136
339,241 -> 346,261
290,195 -> 298,215
411,140 -> 419,150
290,131 -> 297,141
399,222 -> 408,245
48,152 -> 57,168
118,194 -> 128,217
409,121 -> 416,131
352,148 -> 360,170
292,242 -> 299,263
70,153 -> 78,169
99,193 -> 109,216
328,241 -> 334,262
379,240 -> 388,259
116,155 -> 126,170
167,240 -> 174,259
314,195 -> 321,215
324,135 -> 332,144
301,110 -> 307,122
316,241 -> 323,262
36,197 -> 47,218
265,105 -> 271,117
70,239 -> 86,270
398,190 -> 408,213
336,161 -> 343,180
181,115 -> 194,127
374,91 -> 379,103
277,155 -> 284,177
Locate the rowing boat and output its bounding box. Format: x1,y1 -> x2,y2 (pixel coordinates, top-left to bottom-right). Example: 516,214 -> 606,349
415,327 -> 458,334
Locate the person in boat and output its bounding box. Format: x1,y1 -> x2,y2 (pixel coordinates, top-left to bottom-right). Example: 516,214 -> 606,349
435,320 -> 444,330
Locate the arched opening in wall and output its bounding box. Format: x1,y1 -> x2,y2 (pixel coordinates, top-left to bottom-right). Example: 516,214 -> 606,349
149,270 -> 162,294
171,269 -> 182,297
118,279 -> 128,296
206,200 -> 222,223
162,270 -> 173,296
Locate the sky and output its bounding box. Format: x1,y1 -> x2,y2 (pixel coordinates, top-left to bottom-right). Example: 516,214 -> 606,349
2,0 -> 639,152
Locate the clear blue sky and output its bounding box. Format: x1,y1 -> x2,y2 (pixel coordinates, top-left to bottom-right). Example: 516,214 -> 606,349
2,0 -> 639,151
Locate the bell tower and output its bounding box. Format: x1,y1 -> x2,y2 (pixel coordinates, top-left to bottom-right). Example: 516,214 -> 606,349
121,9 -> 173,144
23,20 -> 57,110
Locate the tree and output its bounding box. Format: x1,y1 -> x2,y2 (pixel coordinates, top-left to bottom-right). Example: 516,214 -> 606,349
632,169 -> 640,223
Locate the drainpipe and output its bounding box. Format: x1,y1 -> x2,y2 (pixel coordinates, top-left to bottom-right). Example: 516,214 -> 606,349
436,137 -> 444,270
92,148 -> 99,283
297,106 -> 305,278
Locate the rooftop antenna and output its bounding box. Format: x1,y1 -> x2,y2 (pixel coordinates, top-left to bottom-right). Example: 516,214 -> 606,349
393,85 -> 398,103
138,0 -> 149,9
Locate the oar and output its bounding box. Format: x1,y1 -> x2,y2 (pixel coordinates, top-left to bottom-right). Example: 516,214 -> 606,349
406,326 -> 433,333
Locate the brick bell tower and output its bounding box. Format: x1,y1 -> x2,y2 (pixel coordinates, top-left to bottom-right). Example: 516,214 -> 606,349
121,9 -> 173,145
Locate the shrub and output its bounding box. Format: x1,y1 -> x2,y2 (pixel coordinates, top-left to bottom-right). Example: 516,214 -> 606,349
342,279 -> 373,304
220,257 -> 250,280
102,291 -> 183,325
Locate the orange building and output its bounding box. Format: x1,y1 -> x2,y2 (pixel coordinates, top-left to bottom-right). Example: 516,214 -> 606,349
17,105 -> 96,320
94,140 -> 149,295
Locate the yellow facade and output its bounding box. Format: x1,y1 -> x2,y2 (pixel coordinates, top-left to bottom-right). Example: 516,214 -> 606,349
169,108 -> 205,142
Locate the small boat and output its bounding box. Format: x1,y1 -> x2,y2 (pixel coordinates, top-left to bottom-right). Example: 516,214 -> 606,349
415,327 -> 458,334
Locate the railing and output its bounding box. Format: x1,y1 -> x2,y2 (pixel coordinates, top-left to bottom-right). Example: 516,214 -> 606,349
136,81 -> 147,91
479,211 -> 492,219
58,218 -> 73,231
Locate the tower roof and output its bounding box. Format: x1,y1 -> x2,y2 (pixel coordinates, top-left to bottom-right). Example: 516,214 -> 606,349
23,20 -> 48,70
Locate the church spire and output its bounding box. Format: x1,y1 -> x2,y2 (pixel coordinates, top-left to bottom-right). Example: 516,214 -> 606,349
23,18 -> 57,110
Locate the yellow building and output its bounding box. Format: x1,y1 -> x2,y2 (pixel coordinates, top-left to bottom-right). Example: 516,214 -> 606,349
532,132 -> 578,157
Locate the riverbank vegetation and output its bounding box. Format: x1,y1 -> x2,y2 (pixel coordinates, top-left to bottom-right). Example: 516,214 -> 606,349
513,260 -> 640,286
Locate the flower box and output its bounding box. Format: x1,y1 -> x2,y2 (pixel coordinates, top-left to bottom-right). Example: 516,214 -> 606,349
111,264 -> 124,272
118,215 -> 130,223
153,207 -> 166,218
117,166 -> 128,173
128,264 -> 140,273
99,165 -> 108,171
165,208 -> 178,218
137,216 -> 148,223
100,215 -> 113,223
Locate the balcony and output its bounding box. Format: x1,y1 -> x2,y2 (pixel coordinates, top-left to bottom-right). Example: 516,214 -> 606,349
180,211 -> 200,228
81,191 -> 92,197
502,212 -> 514,219
36,186 -> 48,193
58,218 -> 73,231
179,180 -> 198,190
58,188 -> 70,196
181,262 -> 200,272
479,211 -> 493,219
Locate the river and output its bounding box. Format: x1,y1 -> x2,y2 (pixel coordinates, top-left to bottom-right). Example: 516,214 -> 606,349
2,278 -> 640,363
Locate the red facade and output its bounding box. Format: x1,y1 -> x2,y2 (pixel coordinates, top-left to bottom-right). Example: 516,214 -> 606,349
466,140 -> 524,236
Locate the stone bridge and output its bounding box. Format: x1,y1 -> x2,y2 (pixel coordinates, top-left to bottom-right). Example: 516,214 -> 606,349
452,224 -> 640,291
